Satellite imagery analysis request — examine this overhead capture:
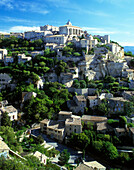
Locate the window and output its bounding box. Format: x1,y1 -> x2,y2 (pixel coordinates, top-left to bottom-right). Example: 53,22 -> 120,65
74,129 -> 76,133
13,115 -> 15,119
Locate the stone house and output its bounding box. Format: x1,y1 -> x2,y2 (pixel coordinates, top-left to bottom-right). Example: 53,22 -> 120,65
96,122 -> 113,134
40,111 -> 82,142
60,73 -> 74,88
81,115 -> 107,125
0,73 -> 12,89
0,137 -> 10,158
30,51 -> 44,58
45,43 -> 57,50
88,88 -> 97,96
106,43 -> 124,58
24,31 -> 45,40
58,111 -> 72,121
0,49 -> 7,60
18,54 -> 31,63
65,115 -> 82,136
126,69 -> 134,81
40,119 -> 65,142
114,128 -> 127,137
108,97 -> 129,114
99,93 -> 113,100
45,72 -> 58,82
22,92 -> 37,103
40,25 -> 59,32
87,96 -> 99,108
33,151 -> 47,165
76,161 -> 106,170
35,77 -> 44,89
0,105 -> 18,121
67,95 -> 86,114
122,91 -> 134,100
4,56 -> 14,65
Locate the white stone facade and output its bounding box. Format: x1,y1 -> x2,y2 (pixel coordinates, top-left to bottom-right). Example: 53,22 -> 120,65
45,35 -> 68,45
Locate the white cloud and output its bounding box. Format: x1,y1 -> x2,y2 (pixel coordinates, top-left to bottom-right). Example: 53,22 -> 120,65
119,42 -> 134,47
9,26 -> 40,33
0,0 -> 14,9
18,2 -> 49,15
0,0 -> 49,15
82,27 -> 116,35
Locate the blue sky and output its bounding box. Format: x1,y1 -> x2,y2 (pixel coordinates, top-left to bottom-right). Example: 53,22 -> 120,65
0,0 -> 134,46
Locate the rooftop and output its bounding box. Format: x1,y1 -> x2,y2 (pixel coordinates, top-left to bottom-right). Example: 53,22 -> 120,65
115,128 -> 126,133
48,120 -> 65,131
45,43 -> 57,46
60,25 -> 82,29
82,115 -> 107,122
129,127 -> 134,134
65,117 -> 81,125
87,96 -> 98,100
59,111 -> 72,115
108,97 -> 128,102
75,95 -> 86,102
84,161 -> 106,169
2,105 -> 17,113
0,140 -> 10,150
124,91 -> 134,95
96,122 -> 107,131
46,35 -> 65,37
40,119 -> 50,124
126,69 -> 134,72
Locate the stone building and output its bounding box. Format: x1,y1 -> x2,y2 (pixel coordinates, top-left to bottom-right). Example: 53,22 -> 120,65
4,56 -> 14,65
58,111 -> 72,121
0,49 -> 7,60
45,35 -> 68,45
67,95 -> 86,114
0,73 -> 12,89
94,35 -> 110,44
33,151 -> 47,165
18,54 -> 31,63
40,111 -> 82,142
40,25 -> 59,32
40,119 -> 65,142
122,91 -> 134,100
24,31 -> 45,40
59,20 -> 83,37
81,115 -> 107,125
0,105 -> 18,121
0,137 -> 10,158
108,97 -> 129,114
65,115 -> 82,136
87,96 -> 99,108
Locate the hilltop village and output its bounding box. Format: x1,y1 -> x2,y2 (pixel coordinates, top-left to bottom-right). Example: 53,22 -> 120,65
0,21 -> 134,169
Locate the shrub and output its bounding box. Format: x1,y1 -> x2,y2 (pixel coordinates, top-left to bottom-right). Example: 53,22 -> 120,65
80,80 -> 86,88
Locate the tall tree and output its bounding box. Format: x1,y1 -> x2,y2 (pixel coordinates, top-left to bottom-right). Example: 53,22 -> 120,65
1,111 -> 12,127
58,149 -> 70,165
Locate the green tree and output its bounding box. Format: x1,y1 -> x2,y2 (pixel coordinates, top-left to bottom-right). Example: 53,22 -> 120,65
36,135 -> 44,144
93,140 -> 103,152
58,149 -> 70,165
103,141 -> 118,160
97,100 -> 110,116
1,111 -> 12,127
104,76 -> 115,83
80,80 -> 86,88
119,116 -> 127,128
